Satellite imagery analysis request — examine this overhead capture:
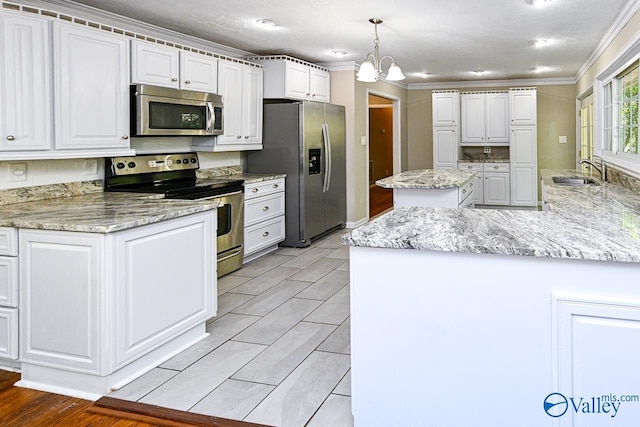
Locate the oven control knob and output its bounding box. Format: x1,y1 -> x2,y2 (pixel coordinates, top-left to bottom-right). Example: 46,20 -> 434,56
183,158 -> 189,164
176,159 -> 182,164
116,162 -> 125,169
190,158 -> 197,163
128,162 -> 136,168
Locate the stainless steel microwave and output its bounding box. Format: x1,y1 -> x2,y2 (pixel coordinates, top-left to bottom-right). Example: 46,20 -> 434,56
131,84 -> 223,137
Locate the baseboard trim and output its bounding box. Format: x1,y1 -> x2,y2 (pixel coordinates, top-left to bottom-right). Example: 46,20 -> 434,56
346,217 -> 368,229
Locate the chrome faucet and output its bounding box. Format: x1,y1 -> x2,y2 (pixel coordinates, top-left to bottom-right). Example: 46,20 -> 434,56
579,156 -> 607,181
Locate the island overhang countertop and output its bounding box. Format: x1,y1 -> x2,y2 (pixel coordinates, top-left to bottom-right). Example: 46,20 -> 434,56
375,169 -> 475,189
345,168 -> 640,263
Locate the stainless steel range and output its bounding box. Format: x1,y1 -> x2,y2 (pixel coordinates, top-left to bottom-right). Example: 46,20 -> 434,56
105,152 -> 244,277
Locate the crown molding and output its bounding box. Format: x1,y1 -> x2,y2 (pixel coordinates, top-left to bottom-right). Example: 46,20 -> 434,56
8,0 -> 255,58
407,77 -> 576,90
318,61 -> 357,72
575,0 -> 640,82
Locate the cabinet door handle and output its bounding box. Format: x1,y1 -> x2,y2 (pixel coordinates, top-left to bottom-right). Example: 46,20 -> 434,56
273,184 -> 278,188
6,135 -> 15,141
185,80 -> 191,84
494,166 -> 499,169
263,231 -> 270,237
463,189 -> 467,194
237,135 -> 242,139
122,135 -> 129,140
171,77 -> 178,82
252,188 -> 259,193
245,136 -> 249,139
263,206 -> 269,211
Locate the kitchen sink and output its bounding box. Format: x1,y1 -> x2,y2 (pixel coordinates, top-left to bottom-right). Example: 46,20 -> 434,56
552,176 -> 599,186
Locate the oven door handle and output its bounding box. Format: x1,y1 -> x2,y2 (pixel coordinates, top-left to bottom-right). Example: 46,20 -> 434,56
218,246 -> 243,262
195,190 -> 243,201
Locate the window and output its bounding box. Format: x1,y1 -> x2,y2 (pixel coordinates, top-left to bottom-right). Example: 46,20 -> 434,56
604,62 -> 639,157
618,64 -> 638,154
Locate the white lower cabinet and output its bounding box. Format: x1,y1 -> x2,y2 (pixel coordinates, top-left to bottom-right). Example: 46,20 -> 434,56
244,178 -> 285,261
0,227 -> 18,364
458,162 -> 510,205
18,212 -> 215,396
433,127 -> 458,169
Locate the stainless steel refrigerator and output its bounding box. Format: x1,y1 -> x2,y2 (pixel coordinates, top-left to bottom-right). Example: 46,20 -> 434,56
246,100 -> 346,247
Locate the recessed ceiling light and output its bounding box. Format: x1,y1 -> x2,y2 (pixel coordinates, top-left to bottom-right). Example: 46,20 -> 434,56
472,70 -> 486,76
526,0 -> 552,6
417,72 -> 431,79
533,66 -> 550,73
330,50 -> 349,58
531,39 -> 550,48
256,19 -> 276,29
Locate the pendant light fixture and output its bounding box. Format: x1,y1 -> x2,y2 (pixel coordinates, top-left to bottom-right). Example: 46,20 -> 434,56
357,18 -> 405,82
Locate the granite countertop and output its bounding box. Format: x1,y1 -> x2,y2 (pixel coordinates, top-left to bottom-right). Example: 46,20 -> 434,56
458,159 -> 510,163
344,169 -> 640,263
0,192 -> 220,233
376,169 -> 475,189
196,166 -> 286,184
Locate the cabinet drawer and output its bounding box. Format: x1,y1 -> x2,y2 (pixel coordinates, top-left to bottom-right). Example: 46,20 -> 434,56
458,162 -> 483,172
245,178 -> 285,200
0,257 -> 19,308
245,193 -> 285,227
485,163 -> 510,173
458,179 -> 474,204
245,216 -> 285,256
0,307 -> 18,360
0,228 -> 18,256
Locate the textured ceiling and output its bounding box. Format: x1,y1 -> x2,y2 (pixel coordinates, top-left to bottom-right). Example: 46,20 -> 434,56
66,0 -> 633,84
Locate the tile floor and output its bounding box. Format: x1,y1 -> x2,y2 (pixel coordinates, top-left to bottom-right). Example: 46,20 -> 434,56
110,229 -> 353,427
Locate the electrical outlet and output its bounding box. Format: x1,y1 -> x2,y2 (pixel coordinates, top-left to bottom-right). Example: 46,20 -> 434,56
559,136 -> 567,144
84,159 -> 98,175
484,147 -> 491,153
9,163 -> 27,182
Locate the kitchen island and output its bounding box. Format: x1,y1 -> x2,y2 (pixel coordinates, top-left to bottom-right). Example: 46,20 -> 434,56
376,169 -> 475,208
345,169 -> 640,426
0,185 -> 219,399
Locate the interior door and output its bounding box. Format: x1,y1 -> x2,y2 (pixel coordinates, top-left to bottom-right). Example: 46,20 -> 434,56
302,101 -> 326,241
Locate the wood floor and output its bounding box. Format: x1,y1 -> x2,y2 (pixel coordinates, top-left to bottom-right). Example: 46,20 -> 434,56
0,370 -> 266,426
369,185 -> 393,217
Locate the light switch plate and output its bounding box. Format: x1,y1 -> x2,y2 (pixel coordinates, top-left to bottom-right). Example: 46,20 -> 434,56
361,136 -> 367,146
484,147 -> 491,153
559,135 -> 567,144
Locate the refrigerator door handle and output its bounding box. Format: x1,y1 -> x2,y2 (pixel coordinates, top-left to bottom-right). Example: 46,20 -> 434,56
322,123 -> 332,192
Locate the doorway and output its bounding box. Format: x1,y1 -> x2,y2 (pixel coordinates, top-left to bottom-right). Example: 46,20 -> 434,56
368,94 -> 394,217
578,93 -> 594,172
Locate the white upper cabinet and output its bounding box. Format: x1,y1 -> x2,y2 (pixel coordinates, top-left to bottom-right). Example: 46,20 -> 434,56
251,56 -> 330,102
461,92 -> 509,144
432,91 -> 459,126
211,60 -> 263,150
54,22 -> 130,150
509,89 -> 537,125
180,50 -> 218,93
131,40 -> 179,88
0,13 -> 52,151
131,40 -> 218,93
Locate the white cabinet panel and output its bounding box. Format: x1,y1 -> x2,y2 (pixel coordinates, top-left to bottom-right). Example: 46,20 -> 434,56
244,178 -> 286,259
0,256 -> 19,308
432,91 -> 459,126
20,230 -> 103,373
309,68 -> 330,102
0,227 -> 18,256
461,94 -> 485,143
0,307 -> 18,360
461,92 -> 509,144
131,40 -> 179,88
180,50 -> 217,93
0,13 -> 52,151
484,172 -> 510,205
284,61 -> 310,100
245,216 -> 285,256
433,127 -> 458,169
113,216 -> 214,368
510,89 -> 537,125
54,22 -> 130,150
510,126 -> 537,206
245,192 -> 285,227
214,61 -> 263,150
